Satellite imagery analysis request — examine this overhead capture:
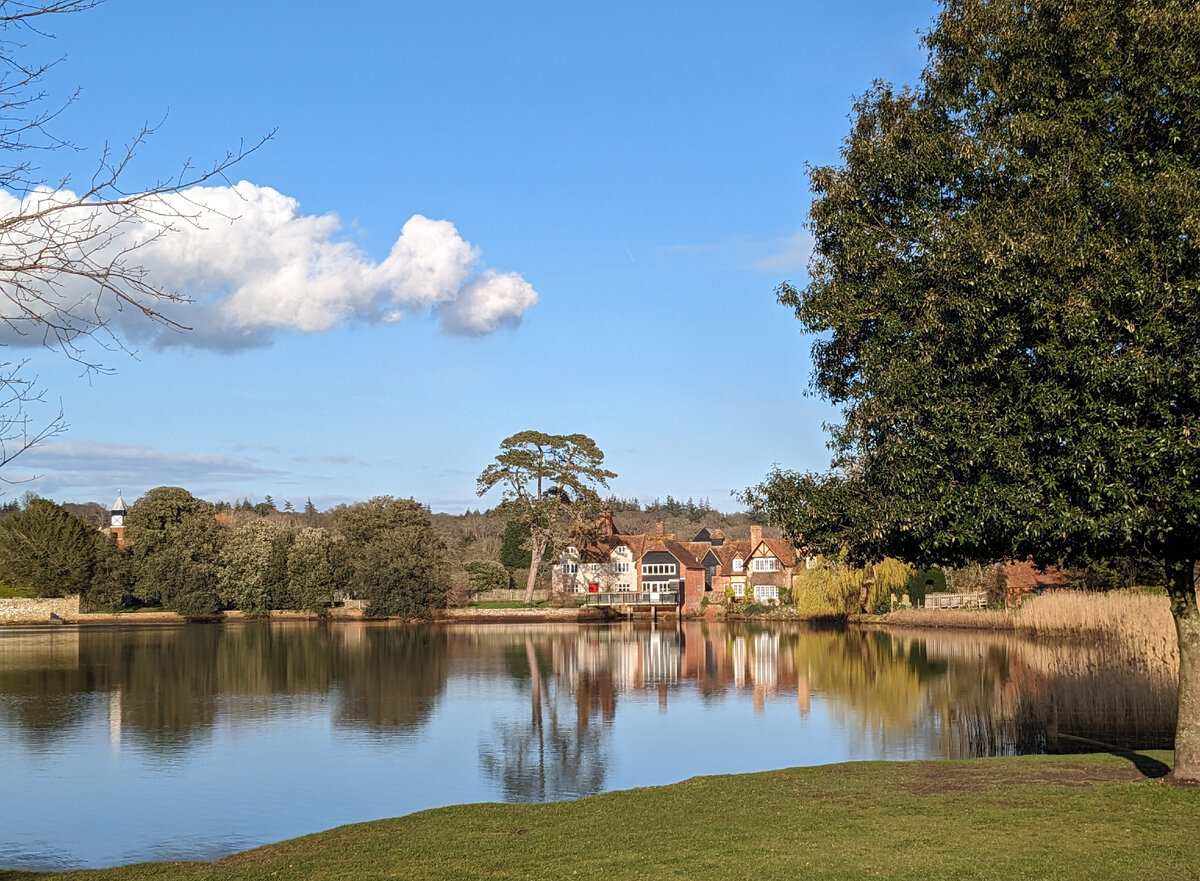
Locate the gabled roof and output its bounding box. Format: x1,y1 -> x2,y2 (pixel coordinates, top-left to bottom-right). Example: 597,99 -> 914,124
612,534 -> 649,561
579,534 -> 638,563
709,541 -> 752,575
643,539 -> 704,570
748,537 -> 797,567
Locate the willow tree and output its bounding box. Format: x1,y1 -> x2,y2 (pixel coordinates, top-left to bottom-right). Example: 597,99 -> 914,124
763,0 -> 1200,781
477,431 -> 615,604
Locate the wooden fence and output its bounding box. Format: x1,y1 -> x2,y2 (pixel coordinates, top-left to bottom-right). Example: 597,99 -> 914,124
924,591 -> 988,610
474,589 -> 550,603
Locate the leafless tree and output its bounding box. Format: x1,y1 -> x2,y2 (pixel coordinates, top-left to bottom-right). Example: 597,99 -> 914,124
0,1 -> 270,475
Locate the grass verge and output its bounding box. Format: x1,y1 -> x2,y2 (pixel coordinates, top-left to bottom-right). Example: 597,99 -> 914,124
469,600 -> 548,609
5,752 -> 1196,881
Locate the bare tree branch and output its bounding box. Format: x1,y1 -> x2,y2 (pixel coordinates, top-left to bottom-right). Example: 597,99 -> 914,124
0,0 -> 271,473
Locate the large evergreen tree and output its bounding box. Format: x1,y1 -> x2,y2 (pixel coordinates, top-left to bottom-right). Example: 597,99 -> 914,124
330,496 -> 449,618
757,0 -> 1200,781
0,498 -> 96,596
477,432 -> 615,604
126,487 -> 227,616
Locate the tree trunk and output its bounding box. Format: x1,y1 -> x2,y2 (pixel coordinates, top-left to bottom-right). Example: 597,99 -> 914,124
524,532 -> 549,605
1166,556 -> 1200,784
524,555 -> 540,605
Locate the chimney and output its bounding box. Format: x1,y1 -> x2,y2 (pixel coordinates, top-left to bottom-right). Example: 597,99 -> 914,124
750,525 -> 763,547
656,521 -> 665,536
600,507 -> 615,536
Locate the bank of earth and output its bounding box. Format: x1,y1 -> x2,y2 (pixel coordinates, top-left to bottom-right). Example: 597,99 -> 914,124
4,752 -> 1195,881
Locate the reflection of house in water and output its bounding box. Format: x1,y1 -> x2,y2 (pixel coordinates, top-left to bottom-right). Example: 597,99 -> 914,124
556,626 -> 682,694
642,630 -> 680,685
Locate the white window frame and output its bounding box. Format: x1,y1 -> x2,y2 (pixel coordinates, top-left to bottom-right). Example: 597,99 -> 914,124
754,584 -> 779,602
732,557 -> 743,572
752,557 -> 779,572
641,563 -> 677,576
731,581 -> 745,598
613,561 -> 631,574
562,563 -> 578,575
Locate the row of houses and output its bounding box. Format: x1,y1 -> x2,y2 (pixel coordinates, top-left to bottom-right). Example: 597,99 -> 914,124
552,510 -> 806,612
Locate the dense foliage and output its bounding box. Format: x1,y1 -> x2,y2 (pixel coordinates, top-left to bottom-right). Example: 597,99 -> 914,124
127,487 -> 226,616
755,0 -> 1200,780
0,498 -> 97,596
329,496 -> 450,618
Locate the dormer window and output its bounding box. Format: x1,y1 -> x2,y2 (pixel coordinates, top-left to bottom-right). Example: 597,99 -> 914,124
733,557 -> 743,572
566,546 -> 577,556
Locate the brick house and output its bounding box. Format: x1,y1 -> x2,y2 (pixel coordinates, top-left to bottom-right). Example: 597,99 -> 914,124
554,514 -> 799,611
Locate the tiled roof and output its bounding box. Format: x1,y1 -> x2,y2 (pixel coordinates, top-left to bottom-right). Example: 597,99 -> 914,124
760,538 -> 797,567
705,541 -> 751,576
642,539 -> 704,569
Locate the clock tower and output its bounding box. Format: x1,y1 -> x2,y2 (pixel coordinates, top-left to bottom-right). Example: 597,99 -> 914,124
110,493 -> 128,548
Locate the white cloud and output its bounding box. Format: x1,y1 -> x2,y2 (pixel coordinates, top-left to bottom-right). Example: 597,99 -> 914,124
0,182 -> 538,350
436,271 -> 540,336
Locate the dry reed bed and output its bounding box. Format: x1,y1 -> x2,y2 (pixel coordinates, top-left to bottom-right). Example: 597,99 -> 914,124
885,591 -> 1178,666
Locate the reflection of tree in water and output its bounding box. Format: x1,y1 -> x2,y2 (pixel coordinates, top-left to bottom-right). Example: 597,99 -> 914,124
788,626 -> 1176,758
788,627 -> 944,757
0,623 -> 452,752
333,625 -> 449,731
935,634 -> 1176,756
0,626 -> 226,752
0,630 -> 92,745
1,620 -> 1175,763
479,636 -> 610,802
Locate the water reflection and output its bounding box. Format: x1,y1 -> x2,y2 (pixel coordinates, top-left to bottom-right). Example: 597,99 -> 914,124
0,621 -> 1175,757
0,620 -> 1176,869
478,636 -> 611,801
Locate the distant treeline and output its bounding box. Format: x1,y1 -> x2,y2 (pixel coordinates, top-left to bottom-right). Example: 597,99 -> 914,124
0,489 -> 773,611
0,488 -> 448,618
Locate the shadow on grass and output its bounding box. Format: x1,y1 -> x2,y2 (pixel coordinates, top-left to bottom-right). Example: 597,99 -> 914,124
1057,733 -> 1171,779
1114,750 -> 1171,779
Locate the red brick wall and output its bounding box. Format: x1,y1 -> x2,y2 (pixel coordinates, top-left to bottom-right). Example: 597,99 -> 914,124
682,569 -> 706,612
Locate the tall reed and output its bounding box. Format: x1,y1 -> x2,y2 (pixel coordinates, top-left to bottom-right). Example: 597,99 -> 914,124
884,590 -> 1178,669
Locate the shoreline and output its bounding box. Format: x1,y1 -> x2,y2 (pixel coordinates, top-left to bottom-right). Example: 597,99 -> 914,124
1,595 -> 1165,641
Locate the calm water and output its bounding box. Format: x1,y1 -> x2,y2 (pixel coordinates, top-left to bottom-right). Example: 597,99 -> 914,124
0,620 -> 1176,870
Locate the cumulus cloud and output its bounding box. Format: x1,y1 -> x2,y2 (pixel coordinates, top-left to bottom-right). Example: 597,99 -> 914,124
0,182 -> 538,350
436,271 -> 539,336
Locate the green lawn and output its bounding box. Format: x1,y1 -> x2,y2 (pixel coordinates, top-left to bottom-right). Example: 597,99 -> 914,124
5,752 -> 1197,881
0,583 -> 34,599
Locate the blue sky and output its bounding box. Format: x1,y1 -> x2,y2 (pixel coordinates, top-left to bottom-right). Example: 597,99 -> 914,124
7,0 -> 938,513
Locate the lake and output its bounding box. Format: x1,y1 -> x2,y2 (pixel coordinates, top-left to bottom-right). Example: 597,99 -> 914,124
0,619 -> 1176,871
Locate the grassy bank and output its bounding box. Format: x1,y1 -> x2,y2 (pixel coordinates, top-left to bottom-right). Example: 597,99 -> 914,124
4,752 -> 1196,881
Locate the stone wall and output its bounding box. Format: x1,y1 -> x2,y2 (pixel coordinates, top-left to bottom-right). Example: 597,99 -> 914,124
0,595 -> 82,624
